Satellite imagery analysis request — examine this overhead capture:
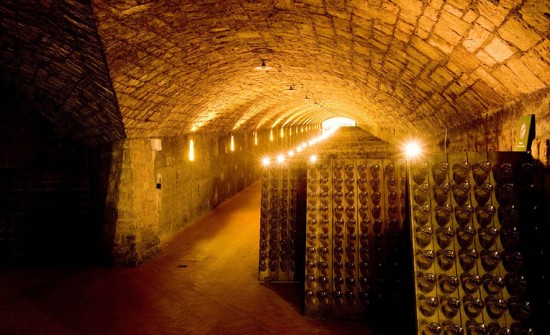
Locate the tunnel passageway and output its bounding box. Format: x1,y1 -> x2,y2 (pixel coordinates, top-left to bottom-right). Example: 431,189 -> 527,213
0,181 -> 376,335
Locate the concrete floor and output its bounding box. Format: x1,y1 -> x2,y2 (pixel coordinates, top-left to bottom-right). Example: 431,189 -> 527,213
0,182 -> 378,335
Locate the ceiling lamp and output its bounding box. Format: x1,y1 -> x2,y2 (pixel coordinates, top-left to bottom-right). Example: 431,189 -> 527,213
254,60 -> 273,72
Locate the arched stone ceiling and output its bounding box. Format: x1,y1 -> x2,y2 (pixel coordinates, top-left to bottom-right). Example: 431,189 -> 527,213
0,1 -> 126,146
92,0 -> 550,138
2,1 -> 548,144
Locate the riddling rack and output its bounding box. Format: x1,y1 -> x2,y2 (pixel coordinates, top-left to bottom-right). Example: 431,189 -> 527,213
304,159 -> 408,319
259,163 -> 306,282
259,158 -> 411,320
410,152 -> 547,335
258,151 -> 549,333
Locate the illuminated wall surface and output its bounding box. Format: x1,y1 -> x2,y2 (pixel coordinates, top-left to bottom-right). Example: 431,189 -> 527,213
259,151 -> 550,333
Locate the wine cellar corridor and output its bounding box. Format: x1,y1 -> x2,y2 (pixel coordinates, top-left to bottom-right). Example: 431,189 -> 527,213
2,1 -> 550,334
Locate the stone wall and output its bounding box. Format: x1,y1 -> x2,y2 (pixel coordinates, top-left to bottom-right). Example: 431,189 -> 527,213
425,88 -> 550,163
0,107 -> 105,264
106,133 -> 262,266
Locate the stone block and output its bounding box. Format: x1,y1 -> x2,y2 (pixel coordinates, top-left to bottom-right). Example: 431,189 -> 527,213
315,25 -> 335,40
351,22 -> 372,40
429,92 -> 446,107
491,64 -> 523,95
326,4 -> 348,20
472,81 -> 505,107
423,5 -> 439,21
443,3 -> 464,17
394,29 -> 410,42
450,46 -> 481,72
402,62 -> 422,79
499,16 -> 542,52
371,7 -> 398,25
393,0 -> 424,18
521,50 -> 550,85
477,0 -> 521,27
463,24 -> 491,53
382,60 -> 403,78
520,0 -> 550,35
396,19 -> 415,35
506,57 -> 546,92
428,34 -> 454,55
472,66 -> 512,98
334,16 -> 351,33
475,15 -> 495,31
445,80 -> 468,97
430,66 -> 456,87
410,36 -> 446,62
415,78 -> 435,95
387,47 -> 407,64
446,61 -> 463,76
418,15 -> 436,33
374,21 -> 394,35
433,10 -> 470,45
462,9 -> 479,23
447,0 -> 472,11
483,37 -> 514,63
353,42 -> 371,56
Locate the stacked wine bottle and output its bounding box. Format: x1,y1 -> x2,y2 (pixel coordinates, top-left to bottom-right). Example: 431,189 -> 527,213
304,159 -> 407,319
259,164 -> 302,282
411,152 -> 536,335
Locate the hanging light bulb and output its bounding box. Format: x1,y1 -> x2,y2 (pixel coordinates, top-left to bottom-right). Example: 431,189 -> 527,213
254,60 -> 272,72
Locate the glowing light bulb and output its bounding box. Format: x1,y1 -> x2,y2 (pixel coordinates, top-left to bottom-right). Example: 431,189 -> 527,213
262,157 -> 270,166
310,155 -> 317,163
230,135 -> 235,152
288,150 -> 295,157
277,154 -> 285,163
404,141 -> 421,158
189,139 -> 195,161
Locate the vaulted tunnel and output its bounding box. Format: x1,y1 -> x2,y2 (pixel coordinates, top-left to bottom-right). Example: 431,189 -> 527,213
1,0 -> 550,333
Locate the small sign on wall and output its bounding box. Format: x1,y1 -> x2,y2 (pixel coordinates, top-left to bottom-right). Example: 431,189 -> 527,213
513,114 -> 535,152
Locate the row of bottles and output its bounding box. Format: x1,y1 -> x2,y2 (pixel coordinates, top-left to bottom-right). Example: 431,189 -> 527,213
304,159 -> 408,319
259,165 -> 302,281
411,152 -> 540,335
